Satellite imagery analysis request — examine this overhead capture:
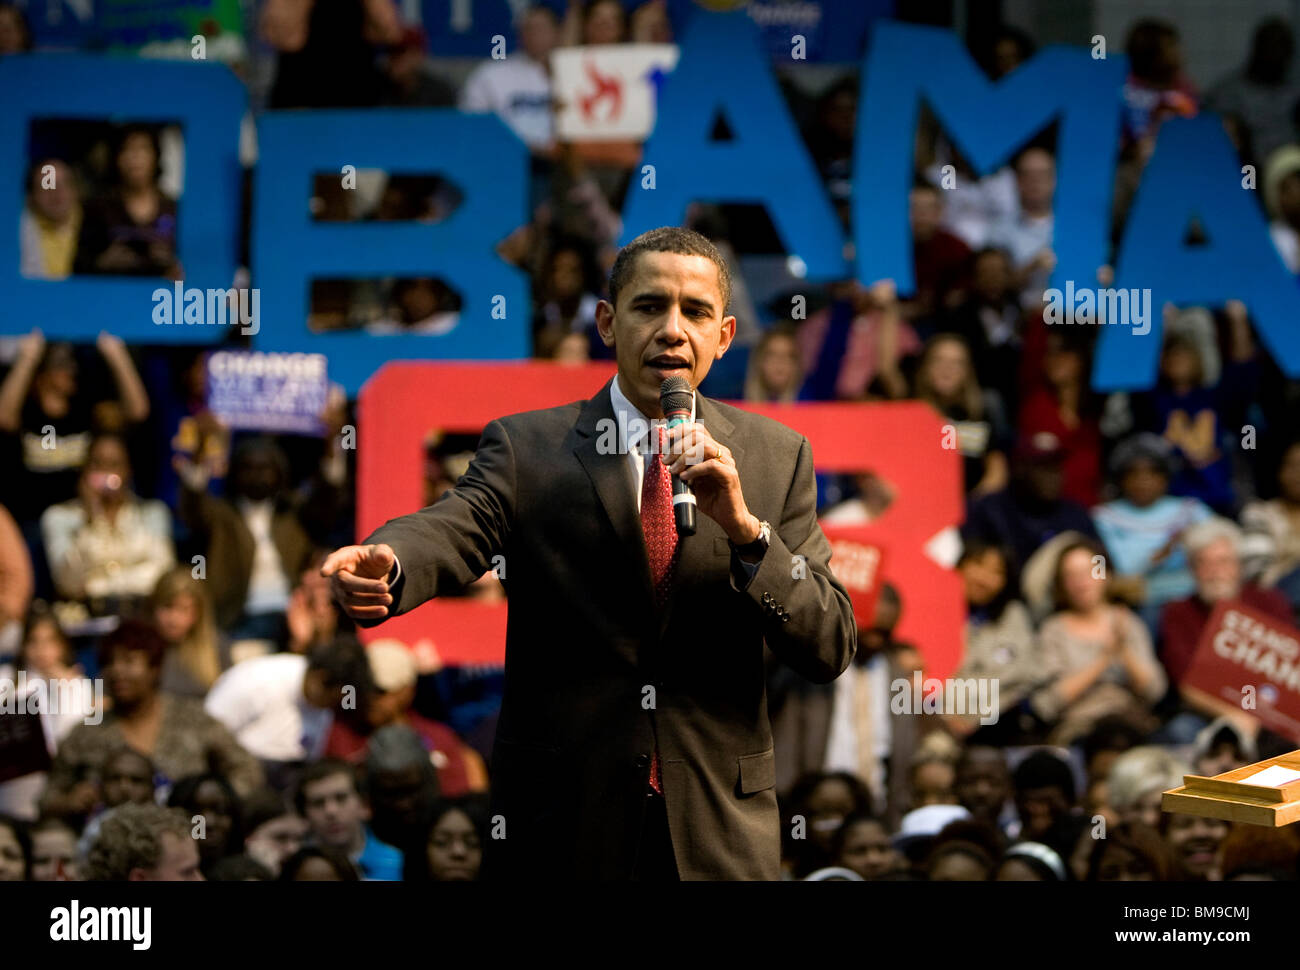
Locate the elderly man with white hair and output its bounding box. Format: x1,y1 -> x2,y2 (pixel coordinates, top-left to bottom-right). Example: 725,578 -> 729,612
1155,517 -> 1293,742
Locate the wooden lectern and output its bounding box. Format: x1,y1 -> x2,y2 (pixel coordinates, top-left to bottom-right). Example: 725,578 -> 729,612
1162,751 -> 1300,827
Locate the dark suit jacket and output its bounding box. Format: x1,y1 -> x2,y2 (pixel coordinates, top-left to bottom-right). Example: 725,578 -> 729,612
363,378 -> 856,879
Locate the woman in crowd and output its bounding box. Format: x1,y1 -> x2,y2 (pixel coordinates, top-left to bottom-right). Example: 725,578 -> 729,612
1085,822 -> 1172,880
42,619 -> 262,821
41,432 -> 175,607
278,845 -> 360,881
1092,433 -> 1212,631
168,772 -> 243,876
743,324 -> 804,404
403,795 -> 490,881
780,771 -> 874,879
29,816 -> 79,881
241,788 -> 308,878
993,841 -> 1068,881
1018,327 -> 1102,506
945,540 -> 1042,741
1241,438 -> 1300,606
150,567 -> 226,699
911,333 -> 1009,499
1029,539 -> 1167,745
74,125 -> 181,278
832,812 -> 902,880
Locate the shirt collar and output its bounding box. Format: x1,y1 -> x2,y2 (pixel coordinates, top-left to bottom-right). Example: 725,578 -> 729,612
609,375 -> 695,454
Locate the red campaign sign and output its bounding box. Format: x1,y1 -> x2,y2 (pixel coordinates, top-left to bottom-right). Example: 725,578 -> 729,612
357,363 -> 965,676
819,528 -> 885,630
1182,599 -> 1300,742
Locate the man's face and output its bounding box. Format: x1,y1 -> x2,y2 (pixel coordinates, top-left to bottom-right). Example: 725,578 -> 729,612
302,773 -> 368,849
31,827 -> 78,881
519,9 -> 558,62
1016,149 -> 1056,210
134,832 -> 203,881
838,819 -> 896,880
245,814 -> 308,876
596,251 -> 735,418
909,188 -> 942,241
1166,813 -> 1227,879
955,751 -> 1010,822
1194,538 -> 1241,602
1015,784 -> 1069,839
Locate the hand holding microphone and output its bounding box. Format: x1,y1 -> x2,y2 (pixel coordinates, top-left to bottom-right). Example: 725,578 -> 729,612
658,377 -> 762,546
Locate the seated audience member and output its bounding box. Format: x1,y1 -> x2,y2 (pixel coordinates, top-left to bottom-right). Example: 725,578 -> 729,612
241,788 -> 309,879
797,279 -> 919,401
910,754 -> 957,810
964,433 -> 1100,571
402,794 -> 490,881
74,126 -> 180,278
1240,438 -> 1300,604
1085,821 -> 1172,880
817,586 -> 925,827
20,158 -> 82,280
1017,328 -> 1102,507
946,541 -> 1043,741
176,436 -> 329,640
363,725 -> 440,851
325,640 -> 486,796
780,772 -> 875,879
41,433 -> 175,604
457,4 -> 557,155
1092,433 -> 1213,629
84,804 -> 202,881
892,804 -> 973,873
953,747 -> 1015,836
938,247 -> 1023,410
1029,540 -> 1167,745
832,812 -> 903,881
150,567 -> 227,699
1104,746 -> 1188,831
43,621 -> 263,820
987,146 -> 1056,310
0,503 -> 33,651
925,839 -> 994,881
1161,810 -> 1230,880
911,334 -> 1009,498
1191,719 -> 1255,779
296,759 -> 403,881
1157,517 -> 1293,739
168,772 -> 242,877
0,606 -> 99,820
0,331 -> 150,526
28,816 -> 79,881
0,815 -> 31,881
743,324 -> 803,404
204,636 -> 370,788
1011,750 -> 1087,862
72,746 -> 158,861
993,841 -> 1068,881
278,845 -> 360,881
1218,824 -> 1300,880
904,181 -> 972,327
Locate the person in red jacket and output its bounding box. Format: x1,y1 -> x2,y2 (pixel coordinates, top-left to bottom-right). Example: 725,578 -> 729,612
1156,517 -> 1293,743
324,639 -> 487,797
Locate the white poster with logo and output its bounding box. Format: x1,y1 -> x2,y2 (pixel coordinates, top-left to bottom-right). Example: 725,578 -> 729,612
551,44 -> 680,142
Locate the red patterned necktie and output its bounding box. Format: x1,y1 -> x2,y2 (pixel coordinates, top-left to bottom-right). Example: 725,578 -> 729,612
640,443 -> 679,794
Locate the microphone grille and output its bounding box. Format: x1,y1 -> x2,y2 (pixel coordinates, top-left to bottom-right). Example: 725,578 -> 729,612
659,376 -> 693,414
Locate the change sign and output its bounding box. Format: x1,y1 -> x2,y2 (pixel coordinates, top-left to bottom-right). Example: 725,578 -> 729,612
1183,600 -> 1300,742
207,350 -> 329,437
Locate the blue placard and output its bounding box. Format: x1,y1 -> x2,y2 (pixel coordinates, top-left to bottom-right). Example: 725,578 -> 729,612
206,350 -> 329,436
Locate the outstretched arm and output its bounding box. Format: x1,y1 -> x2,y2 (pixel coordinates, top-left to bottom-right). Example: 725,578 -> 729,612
324,419 -> 515,624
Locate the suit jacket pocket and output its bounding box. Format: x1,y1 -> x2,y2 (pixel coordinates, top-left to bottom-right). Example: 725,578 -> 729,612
737,748 -> 776,796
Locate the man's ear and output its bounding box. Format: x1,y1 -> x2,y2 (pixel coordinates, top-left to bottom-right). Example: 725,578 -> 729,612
715,315 -> 737,359
595,299 -> 617,347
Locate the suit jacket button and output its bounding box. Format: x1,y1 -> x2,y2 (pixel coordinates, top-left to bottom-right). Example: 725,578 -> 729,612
762,592 -> 772,603
781,612 -> 791,623
635,754 -> 650,768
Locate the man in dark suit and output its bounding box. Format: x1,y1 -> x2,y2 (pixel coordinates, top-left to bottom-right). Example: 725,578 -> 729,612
323,227 -> 856,880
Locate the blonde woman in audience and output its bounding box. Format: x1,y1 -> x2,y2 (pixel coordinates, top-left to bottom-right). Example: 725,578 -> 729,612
150,567 -> 227,699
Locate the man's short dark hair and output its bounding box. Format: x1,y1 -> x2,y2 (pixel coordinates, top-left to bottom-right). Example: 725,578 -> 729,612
295,758 -> 364,815
607,226 -> 732,313
307,635 -> 372,692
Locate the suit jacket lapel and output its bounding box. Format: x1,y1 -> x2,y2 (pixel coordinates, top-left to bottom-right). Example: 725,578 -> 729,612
572,379 -> 657,619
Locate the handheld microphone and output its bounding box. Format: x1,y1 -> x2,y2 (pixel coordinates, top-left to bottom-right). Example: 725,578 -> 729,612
660,376 -> 696,537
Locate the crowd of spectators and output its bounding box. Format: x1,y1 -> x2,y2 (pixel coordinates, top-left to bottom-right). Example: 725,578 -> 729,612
4,2 -> 1300,881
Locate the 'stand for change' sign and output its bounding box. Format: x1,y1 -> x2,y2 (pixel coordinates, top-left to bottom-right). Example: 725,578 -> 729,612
1184,600 -> 1300,742
206,350 -> 329,436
